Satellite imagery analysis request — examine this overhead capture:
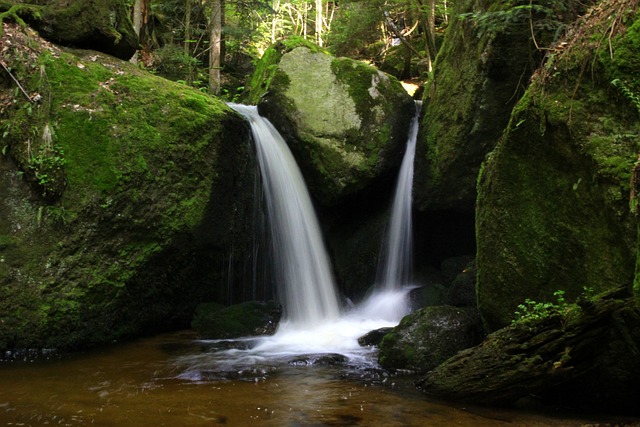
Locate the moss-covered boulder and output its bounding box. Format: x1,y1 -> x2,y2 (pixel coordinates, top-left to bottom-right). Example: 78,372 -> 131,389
0,23 -> 256,350
417,287 -> 640,416
414,0 -> 595,211
254,40 -> 415,206
378,305 -> 485,372
0,0 -> 138,60
476,1 -> 640,331
191,301 -> 282,339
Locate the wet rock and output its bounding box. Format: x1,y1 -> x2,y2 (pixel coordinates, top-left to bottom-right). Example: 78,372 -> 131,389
357,327 -> 393,347
288,353 -> 349,366
378,306 -> 485,372
191,301 -> 282,340
416,287 -> 640,416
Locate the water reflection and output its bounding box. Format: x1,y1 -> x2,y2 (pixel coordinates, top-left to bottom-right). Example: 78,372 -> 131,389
1,331 -> 638,426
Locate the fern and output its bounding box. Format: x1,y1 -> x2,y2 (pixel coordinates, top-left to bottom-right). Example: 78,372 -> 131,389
611,79 -> 640,115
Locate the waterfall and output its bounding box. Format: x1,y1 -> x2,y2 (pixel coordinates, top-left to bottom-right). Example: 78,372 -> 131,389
230,104 -> 340,327
376,101 -> 422,291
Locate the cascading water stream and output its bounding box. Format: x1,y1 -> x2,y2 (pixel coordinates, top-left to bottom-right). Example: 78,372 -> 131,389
351,102 -> 423,323
229,104 -> 340,328
174,104 -> 419,378
376,101 -> 421,291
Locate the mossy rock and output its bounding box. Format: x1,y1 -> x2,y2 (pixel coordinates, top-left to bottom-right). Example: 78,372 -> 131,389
191,301 -> 282,339
476,1 -> 640,331
414,0 -> 595,211
245,36 -> 327,105
0,0 -> 138,60
256,43 -> 415,206
0,24 -> 256,350
378,305 -> 484,372
417,287 -> 640,415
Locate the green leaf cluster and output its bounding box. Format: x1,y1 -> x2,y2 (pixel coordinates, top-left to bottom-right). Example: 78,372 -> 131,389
612,78 -> 640,116
512,289 -> 569,323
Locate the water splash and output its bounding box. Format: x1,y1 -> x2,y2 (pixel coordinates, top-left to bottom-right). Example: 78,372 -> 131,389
230,104 -> 340,327
376,102 -> 422,290
175,105 -> 419,380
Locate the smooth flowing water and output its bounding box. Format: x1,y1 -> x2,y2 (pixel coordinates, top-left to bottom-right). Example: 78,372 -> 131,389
4,106 -> 632,425
1,331 -> 638,426
227,103 -> 408,363
376,102 -> 421,291
230,103 -> 340,327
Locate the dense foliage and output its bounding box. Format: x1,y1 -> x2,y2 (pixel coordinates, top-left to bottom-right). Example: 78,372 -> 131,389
129,0 -> 452,99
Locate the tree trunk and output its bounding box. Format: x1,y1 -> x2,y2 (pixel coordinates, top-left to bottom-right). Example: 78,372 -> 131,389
209,0 -> 222,95
185,0 -> 192,84
315,0 -> 322,46
130,0 -> 142,64
185,0 -> 191,56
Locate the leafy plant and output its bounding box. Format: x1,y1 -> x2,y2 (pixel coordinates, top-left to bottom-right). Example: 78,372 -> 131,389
459,1 -> 566,43
512,289 -> 569,323
28,144 -> 67,197
611,79 -> 640,116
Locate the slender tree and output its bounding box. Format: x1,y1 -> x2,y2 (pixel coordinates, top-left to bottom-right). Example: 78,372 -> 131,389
209,0 -> 223,95
315,0 -> 323,46
130,0 -> 143,63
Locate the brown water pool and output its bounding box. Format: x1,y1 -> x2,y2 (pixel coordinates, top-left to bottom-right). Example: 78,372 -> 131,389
1,331 -> 638,426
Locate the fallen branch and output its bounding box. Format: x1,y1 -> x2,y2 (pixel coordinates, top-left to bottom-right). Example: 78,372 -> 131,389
0,59 -> 32,102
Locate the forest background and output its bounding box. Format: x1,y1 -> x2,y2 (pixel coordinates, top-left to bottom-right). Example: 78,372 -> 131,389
130,0 -> 447,97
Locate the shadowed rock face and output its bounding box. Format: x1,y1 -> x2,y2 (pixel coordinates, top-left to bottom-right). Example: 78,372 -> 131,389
0,23 -> 255,350
476,0 -> 640,331
413,0 -> 597,212
417,287 -> 640,416
256,42 -> 415,207
1,0 -> 139,60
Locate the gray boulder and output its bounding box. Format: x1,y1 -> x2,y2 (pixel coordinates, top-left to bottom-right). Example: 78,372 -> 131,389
255,40 -> 415,206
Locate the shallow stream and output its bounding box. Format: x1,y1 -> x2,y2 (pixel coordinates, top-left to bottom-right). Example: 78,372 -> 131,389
2,330 -> 639,426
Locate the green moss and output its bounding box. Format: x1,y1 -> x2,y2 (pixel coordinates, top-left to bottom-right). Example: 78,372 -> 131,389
191,301 -> 281,339
0,26 -> 250,350
476,5 -> 640,330
246,37 -> 329,104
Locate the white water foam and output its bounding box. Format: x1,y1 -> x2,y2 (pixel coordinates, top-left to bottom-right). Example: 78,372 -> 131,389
229,103 -> 340,327
377,102 -> 421,290
175,105 -> 417,378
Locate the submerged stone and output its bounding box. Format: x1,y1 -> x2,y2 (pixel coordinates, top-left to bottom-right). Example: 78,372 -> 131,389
287,353 -> 349,366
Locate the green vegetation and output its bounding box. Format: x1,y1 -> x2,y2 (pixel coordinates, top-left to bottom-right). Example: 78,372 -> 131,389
512,290 -> 569,323
512,287 -> 598,324
0,24 -> 252,349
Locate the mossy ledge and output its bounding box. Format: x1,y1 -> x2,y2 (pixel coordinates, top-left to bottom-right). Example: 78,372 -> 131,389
0,23 -> 254,350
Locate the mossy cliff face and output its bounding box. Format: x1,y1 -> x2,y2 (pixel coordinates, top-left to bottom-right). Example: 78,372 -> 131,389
0,0 -> 138,60
414,0 -> 595,211
0,23 -> 255,350
255,42 -> 415,206
476,1 -> 640,331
